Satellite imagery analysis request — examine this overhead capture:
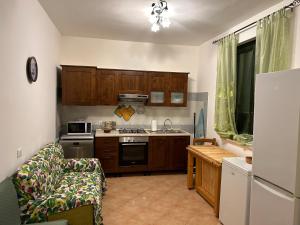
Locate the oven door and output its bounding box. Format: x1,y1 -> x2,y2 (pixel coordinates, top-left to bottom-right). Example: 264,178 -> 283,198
119,142 -> 148,166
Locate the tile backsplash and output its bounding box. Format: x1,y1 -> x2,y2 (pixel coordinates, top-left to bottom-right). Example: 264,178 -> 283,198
58,92 -> 208,136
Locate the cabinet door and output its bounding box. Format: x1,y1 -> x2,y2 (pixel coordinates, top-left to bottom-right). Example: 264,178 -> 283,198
95,137 -> 119,173
117,70 -> 147,94
62,66 -> 96,105
169,136 -> 190,170
149,137 -> 170,171
169,73 -> 188,107
148,72 -> 169,106
96,69 -> 118,105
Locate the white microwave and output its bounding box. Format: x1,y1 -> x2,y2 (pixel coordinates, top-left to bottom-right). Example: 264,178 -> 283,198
67,121 -> 92,135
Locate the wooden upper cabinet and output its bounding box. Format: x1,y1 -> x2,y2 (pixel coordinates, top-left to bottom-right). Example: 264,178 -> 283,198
96,69 -> 118,105
147,72 -> 169,106
117,70 -> 147,94
61,66 -> 96,105
61,66 -> 188,107
169,73 -> 188,107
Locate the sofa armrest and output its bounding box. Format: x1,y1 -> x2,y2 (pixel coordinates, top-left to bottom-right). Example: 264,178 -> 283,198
30,220 -> 68,225
63,158 -> 102,173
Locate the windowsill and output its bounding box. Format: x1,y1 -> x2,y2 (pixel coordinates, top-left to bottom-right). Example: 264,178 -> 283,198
222,138 -> 253,151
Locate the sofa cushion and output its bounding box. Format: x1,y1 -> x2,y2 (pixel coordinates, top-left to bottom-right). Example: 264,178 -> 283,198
0,177 -> 21,225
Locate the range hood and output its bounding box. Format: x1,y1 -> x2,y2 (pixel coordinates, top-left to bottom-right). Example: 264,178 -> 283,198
118,94 -> 148,103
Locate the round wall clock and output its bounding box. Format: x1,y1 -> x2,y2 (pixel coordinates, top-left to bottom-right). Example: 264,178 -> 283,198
26,57 -> 38,82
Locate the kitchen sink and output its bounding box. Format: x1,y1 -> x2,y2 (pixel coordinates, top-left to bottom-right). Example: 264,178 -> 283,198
164,129 -> 185,133
149,129 -> 185,134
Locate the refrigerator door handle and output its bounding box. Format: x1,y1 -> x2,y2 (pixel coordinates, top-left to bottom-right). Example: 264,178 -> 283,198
254,177 -> 294,200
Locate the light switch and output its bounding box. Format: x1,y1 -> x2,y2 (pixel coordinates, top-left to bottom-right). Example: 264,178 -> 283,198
17,147 -> 22,159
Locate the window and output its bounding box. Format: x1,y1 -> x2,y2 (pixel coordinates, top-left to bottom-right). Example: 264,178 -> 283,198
235,40 -> 256,135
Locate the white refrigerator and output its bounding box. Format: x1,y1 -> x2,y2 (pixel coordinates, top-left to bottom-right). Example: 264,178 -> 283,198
250,69 -> 300,225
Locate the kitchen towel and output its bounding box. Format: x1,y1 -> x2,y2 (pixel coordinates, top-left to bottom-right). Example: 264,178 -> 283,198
195,108 -> 205,138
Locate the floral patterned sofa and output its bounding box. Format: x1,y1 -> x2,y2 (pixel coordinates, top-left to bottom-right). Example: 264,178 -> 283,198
13,143 -> 106,225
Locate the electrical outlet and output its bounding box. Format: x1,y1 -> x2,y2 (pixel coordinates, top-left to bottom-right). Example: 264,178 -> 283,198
17,147 -> 22,159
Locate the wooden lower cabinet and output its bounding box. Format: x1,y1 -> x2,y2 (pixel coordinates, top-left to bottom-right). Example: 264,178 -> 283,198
95,135 -> 190,174
149,136 -> 190,171
95,137 -> 119,173
149,137 -> 170,171
169,136 -> 190,170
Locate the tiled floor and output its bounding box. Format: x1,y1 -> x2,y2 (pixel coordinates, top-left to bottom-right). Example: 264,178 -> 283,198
102,174 -> 221,225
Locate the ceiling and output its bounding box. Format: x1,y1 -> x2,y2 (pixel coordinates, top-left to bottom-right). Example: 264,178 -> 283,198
38,0 -> 281,46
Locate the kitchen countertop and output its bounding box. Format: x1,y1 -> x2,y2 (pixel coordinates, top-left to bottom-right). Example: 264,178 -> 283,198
95,129 -> 191,137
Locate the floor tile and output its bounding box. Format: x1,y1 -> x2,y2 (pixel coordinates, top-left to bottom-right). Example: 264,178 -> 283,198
102,174 -> 219,225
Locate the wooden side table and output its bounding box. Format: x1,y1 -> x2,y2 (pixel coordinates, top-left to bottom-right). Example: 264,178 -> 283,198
186,145 -> 236,216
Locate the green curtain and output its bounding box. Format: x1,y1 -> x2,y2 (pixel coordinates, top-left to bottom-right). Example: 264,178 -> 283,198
256,8 -> 293,74
214,34 -> 238,139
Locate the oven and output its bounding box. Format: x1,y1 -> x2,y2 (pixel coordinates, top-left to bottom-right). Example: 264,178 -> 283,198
119,136 -> 148,166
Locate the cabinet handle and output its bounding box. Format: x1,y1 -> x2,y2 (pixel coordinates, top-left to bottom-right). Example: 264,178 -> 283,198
103,150 -> 112,153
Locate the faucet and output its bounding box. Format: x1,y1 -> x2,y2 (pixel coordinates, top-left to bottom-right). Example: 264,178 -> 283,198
164,118 -> 173,131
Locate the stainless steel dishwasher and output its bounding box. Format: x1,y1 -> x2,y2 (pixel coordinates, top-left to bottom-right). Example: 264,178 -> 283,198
59,134 -> 94,158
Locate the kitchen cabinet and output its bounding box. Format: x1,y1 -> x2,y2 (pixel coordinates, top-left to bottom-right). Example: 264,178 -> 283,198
94,135 -> 190,174
61,66 -> 97,105
169,136 -> 190,170
95,137 -> 119,173
96,69 -> 118,105
61,65 -> 188,107
148,72 -> 169,106
169,73 -> 188,107
149,136 -> 170,170
148,136 -> 190,171
117,70 -> 147,94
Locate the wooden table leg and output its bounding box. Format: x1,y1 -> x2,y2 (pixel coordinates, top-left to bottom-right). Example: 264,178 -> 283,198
195,157 -> 201,191
187,151 -> 194,189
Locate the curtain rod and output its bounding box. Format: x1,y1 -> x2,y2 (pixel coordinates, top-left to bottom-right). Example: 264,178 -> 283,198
212,0 -> 300,45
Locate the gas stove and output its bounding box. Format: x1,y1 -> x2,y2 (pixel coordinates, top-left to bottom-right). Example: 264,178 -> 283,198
118,128 -> 147,134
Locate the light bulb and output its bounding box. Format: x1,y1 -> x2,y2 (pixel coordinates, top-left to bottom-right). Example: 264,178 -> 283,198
161,17 -> 171,28
161,9 -> 169,18
149,15 -> 157,24
151,23 -> 160,32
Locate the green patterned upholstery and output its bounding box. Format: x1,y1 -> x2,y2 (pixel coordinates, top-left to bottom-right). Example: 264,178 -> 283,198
13,143 -> 106,225
0,177 -> 68,225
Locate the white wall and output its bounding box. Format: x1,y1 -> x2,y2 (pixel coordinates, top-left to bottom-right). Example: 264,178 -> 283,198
60,37 -> 202,128
197,1 -> 300,156
0,0 -> 61,181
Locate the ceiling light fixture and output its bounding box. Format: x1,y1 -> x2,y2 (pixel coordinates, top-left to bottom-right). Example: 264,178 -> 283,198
149,0 -> 171,32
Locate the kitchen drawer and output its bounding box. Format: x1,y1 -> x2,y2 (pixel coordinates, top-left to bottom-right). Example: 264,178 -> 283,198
96,137 -> 119,147
95,137 -> 118,155
97,148 -> 118,157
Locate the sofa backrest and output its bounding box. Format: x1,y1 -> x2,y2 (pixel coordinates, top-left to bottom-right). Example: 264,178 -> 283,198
13,143 -> 64,204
